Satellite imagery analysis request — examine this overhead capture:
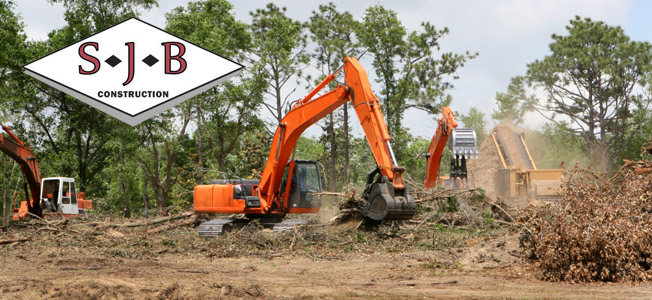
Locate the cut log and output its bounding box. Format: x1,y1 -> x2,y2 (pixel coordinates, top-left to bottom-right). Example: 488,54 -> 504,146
146,215 -> 198,234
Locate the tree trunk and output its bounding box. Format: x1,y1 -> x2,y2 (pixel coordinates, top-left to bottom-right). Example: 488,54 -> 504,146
1,157 -> 7,225
343,104 -> 350,185
328,113 -> 337,191
600,142 -> 608,174
196,102 -> 204,184
2,163 -> 17,227
143,171 -> 149,218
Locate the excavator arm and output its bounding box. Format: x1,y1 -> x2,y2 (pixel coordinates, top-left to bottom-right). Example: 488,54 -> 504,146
0,124 -> 42,217
257,57 -> 412,219
423,108 -> 478,189
194,57 -> 414,221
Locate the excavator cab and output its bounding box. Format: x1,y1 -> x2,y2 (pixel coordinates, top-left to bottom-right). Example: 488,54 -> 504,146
281,160 -> 322,212
40,177 -> 78,215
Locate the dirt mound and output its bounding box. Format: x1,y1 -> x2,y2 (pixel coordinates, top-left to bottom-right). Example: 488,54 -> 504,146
467,129 -> 501,200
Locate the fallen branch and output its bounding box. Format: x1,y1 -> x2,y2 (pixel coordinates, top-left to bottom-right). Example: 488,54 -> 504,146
99,212 -> 194,228
489,202 -> 516,223
0,237 -> 30,245
307,192 -> 348,197
489,202 -> 533,236
146,214 -> 198,234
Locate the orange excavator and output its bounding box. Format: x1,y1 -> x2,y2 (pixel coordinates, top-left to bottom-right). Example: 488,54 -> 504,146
0,124 -> 92,220
194,57 -> 415,236
424,107 -> 478,189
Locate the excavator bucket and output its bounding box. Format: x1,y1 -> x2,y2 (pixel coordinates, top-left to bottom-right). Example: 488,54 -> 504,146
450,128 -> 479,159
360,170 -> 416,221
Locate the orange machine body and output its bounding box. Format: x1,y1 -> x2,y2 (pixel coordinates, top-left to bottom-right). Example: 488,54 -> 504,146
194,184 -> 247,214
194,57 -> 410,219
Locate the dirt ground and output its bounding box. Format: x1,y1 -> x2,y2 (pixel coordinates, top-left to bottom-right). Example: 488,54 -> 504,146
2,213 -> 652,300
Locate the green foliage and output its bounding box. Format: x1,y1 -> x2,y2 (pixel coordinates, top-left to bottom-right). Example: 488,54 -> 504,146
307,2 -> 359,73
250,3 -> 308,124
482,208 -> 495,227
51,0 -> 157,34
526,16 -> 652,173
348,137 -> 377,185
492,76 -> 535,125
1,0 -> 159,200
165,0 -> 248,58
617,108 -> 652,164
233,131 -> 271,179
355,231 -> 366,243
307,3 -> 359,190
166,0 -> 265,183
399,134 -> 430,182
524,122 -> 589,169
356,4 -> 476,156
440,196 -> 458,213
294,136 -> 324,161
458,107 -> 487,143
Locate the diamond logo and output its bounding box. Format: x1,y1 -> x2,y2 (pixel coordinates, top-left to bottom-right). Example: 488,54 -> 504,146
105,55 -> 122,67
142,54 -> 158,67
24,18 -> 244,126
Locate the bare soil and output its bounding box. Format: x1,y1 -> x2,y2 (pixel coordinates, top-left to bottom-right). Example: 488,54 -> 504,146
2,214 -> 652,299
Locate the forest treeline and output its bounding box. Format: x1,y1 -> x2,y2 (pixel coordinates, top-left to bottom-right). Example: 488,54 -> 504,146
1,0 -> 651,217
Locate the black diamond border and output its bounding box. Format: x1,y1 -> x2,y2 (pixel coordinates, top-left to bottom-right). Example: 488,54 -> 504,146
23,17 -> 245,120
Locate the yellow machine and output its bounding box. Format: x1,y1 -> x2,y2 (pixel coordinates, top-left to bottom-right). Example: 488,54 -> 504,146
491,128 -> 563,202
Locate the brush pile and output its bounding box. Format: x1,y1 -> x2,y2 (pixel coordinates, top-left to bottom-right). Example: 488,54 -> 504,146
523,164 -> 652,282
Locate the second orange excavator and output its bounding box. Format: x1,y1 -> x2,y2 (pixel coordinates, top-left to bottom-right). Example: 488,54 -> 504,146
194,57 -> 415,236
424,107 -> 479,190
0,124 -> 92,220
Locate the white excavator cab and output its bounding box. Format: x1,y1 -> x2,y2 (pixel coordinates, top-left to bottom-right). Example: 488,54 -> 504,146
41,177 -> 78,215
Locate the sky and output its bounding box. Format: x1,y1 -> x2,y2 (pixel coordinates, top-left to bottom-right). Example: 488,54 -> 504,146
12,0 -> 651,138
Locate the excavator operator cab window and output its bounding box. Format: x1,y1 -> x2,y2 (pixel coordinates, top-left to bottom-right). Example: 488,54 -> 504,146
288,160 -> 322,208
41,179 -> 61,210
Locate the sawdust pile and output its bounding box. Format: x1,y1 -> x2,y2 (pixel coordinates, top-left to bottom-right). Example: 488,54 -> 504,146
522,164 -> 652,282
466,136 -> 500,200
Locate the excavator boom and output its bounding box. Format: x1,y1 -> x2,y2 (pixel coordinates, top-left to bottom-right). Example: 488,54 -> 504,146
194,57 -> 414,225
0,124 -> 42,217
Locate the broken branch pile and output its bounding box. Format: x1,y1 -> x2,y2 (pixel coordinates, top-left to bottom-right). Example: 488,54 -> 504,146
523,167 -> 652,282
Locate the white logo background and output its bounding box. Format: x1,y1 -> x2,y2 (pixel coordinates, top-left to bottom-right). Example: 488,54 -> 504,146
24,18 -> 244,126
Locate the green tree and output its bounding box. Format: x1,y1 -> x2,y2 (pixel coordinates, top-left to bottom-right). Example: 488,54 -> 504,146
400,135 -> 431,182
138,108 -> 192,213
459,107 -> 487,143
526,16 -> 652,173
492,76 -> 535,124
356,4 -> 476,156
166,0 -> 264,178
250,3 -> 308,131
524,123 -> 588,169
307,2 -> 359,189
2,0 -> 157,196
